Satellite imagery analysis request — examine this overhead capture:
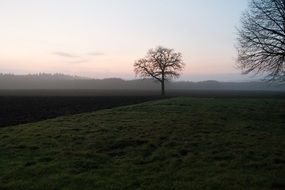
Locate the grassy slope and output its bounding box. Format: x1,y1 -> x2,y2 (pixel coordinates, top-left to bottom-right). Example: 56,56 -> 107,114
0,98 -> 284,190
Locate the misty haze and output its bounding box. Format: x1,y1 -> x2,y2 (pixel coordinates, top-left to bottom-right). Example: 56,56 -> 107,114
0,0 -> 284,189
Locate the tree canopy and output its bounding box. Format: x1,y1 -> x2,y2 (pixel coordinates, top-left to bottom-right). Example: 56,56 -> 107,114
236,0 -> 285,82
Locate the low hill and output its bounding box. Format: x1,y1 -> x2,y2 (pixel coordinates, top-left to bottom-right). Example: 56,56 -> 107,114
0,98 -> 284,189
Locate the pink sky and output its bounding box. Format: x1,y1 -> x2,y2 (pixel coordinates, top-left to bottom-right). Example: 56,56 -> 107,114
0,0 -> 252,81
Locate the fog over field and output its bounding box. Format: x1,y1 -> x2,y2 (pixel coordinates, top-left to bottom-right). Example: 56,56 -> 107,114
1,73 -> 284,91
0,0 -> 284,189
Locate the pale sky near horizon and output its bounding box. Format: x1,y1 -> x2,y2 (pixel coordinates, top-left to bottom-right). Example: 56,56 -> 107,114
0,0 -> 252,81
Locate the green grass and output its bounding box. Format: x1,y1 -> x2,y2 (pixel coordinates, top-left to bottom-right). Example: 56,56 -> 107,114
0,97 -> 284,190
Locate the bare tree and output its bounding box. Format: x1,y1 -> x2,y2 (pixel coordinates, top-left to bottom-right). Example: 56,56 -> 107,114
134,46 -> 185,96
236,0 -> 285,82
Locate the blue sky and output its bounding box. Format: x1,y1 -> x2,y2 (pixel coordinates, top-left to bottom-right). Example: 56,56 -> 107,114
0,0 -> 251,81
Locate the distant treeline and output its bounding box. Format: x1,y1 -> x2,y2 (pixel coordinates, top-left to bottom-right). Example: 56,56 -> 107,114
0,73 -> 284,91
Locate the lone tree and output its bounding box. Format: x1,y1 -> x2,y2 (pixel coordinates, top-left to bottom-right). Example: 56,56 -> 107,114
134,46 -> 185,96
236,0 -> 285,82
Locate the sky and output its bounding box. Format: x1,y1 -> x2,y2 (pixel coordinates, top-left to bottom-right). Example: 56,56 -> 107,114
0,0 -> 251,81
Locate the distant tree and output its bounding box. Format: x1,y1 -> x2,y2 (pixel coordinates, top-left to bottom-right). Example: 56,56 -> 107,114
134,46 -> 185,96
236,0 -> 285,82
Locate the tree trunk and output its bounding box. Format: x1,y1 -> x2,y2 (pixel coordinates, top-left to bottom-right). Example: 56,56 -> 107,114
161,79 -> 165,96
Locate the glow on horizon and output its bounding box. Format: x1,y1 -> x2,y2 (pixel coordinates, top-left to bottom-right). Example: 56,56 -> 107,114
0,0 -> 250,81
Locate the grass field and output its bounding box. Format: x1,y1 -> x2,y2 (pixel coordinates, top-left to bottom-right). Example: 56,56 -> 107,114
0,97 -> 284,189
